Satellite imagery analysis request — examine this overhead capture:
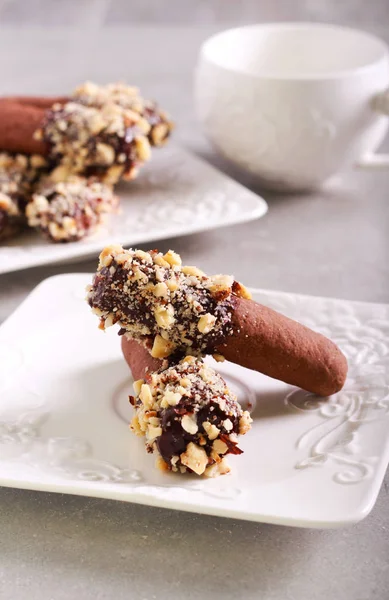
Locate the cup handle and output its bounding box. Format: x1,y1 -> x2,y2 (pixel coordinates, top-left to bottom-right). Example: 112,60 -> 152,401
356,88 -> 389,169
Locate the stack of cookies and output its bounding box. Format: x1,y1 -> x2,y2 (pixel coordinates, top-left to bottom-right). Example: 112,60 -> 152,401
0,82 -> 173,242
86,245 -> 348,477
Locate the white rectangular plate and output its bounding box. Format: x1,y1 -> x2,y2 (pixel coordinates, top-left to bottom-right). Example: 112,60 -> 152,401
0,274 -> 388,528
0,145 -> 267,274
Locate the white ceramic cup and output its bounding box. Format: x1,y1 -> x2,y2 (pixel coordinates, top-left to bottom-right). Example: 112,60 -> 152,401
195,23 -> 389,191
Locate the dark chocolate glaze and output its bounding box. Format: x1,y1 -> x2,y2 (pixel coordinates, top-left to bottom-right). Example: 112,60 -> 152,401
156,399 -> 241,465
89,256 -> 236,354
0,209 -> 9,238
42,105 -> 141,176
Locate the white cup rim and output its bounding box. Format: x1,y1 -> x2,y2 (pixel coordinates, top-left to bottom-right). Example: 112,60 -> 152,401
200,22 -> 389,80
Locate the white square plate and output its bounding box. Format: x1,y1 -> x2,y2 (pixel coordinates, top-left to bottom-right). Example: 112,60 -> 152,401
0,145 -> 267,274
0,274 -> 388,528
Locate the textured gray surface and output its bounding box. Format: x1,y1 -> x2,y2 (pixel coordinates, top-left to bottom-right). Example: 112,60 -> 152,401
0,0 -> 388,31
0,486 -> 388,600
0,3 -> 389,599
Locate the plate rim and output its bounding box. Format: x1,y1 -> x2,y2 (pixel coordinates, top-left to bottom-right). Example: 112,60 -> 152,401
0,145 -> 268,275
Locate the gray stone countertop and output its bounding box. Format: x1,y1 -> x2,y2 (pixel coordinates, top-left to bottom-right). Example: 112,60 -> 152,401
0,22 -> 388,600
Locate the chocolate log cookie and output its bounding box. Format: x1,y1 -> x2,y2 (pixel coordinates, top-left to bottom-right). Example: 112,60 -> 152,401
0,84 -> 173,183
87,245 -> 348,396
0,152 -> 48,240
35,100 -> 152,184
71,81 -> 173,147
0,98 -> 151,184
87,245 -> 237,357
26,175 -> 118,242
124,338 -> 251,477
216,298 -> 347,397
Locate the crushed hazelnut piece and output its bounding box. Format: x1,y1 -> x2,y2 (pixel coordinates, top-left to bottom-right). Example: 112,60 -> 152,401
153,255 -> 170,268
151,122 -> 170,145
146,425 -> 162,441
198,313 -> 217,334
154,306 -> 174,329
207,274 -> 234,295
182,265 -> 205,278
180,443 -> 208,475
204,458 -> 231,478
163,390 -> 182,406
202,421 -> 220,440
151,334 -> 174,358
181,414 -> 198,435
96,143 -> 115,164
153,282 -> 169,298
212,354 -> 225,363
239,411 -> 253,435
223,419 -> 233,432
213,439 -> 229,455
155,456 -> 169,472
134,135 -> 151,161
233,281 -> 252,300
139,384 -> 153,409
133,379 -> 144,395
163,250 -> 182,267
130,415 -> 143,436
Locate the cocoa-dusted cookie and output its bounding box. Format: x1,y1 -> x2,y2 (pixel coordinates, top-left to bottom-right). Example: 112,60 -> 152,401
26,175 -> 118,242
0,152 -> 48,241
72,81 -> 173,147
129,352 -> 251,477
88,245 -> 348,396
34,100 -> 151,184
